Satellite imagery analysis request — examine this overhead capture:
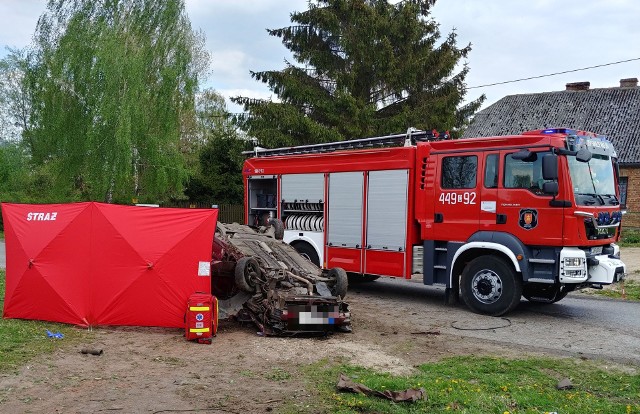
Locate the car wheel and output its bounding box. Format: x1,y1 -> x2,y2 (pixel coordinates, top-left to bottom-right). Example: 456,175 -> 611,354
327,267 -> 348,298
267,218 -> 285,240
234,257 -> 261,293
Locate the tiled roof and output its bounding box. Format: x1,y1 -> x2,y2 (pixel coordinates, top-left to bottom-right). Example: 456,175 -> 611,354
462,86 -> 640,165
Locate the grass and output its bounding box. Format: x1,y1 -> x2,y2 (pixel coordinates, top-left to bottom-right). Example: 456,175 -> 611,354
303,357 -> 640,414
620,229 -> 640,247
0,269 -> 91,373
588,279 -> 640,301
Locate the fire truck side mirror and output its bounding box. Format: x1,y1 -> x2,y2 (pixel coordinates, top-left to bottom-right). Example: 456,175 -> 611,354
542,181 -> 559,195
575,148 -> 592,163
542,154 -> 558,180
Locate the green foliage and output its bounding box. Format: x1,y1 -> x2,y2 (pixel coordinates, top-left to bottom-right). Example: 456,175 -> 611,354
264,367 -> 292,381
588,280 -> 640,301
184,89 -> 249,205
233,0 -> 485,148
24,0 -> 208,203
620,229 -> 640,246
0,270 -> 92,373
305,357 -> 640,413
0,49 -> 31,142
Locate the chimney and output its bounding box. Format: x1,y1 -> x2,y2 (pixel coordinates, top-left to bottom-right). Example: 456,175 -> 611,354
565,81 -> 590,91
620,78 -> 638,88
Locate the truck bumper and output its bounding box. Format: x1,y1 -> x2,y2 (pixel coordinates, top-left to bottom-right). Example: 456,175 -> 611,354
587,255 -> 626,284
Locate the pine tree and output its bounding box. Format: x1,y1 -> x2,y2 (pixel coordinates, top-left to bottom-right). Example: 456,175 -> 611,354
233,0 -> 484,148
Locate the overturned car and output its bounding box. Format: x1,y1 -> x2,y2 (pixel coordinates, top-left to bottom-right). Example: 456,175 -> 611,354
211,221 -> 351,336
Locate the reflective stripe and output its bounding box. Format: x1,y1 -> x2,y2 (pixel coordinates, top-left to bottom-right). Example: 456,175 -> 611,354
189,306 -> 210,311
189,328 -> 210,333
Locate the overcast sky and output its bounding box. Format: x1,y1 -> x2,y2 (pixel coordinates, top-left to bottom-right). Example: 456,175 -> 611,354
1,0 -> 639,115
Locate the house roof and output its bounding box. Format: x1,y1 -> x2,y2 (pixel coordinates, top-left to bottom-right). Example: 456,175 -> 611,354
462,85 -> 640,165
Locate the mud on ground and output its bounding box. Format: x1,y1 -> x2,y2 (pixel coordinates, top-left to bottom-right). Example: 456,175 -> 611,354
1,248 -> 638,413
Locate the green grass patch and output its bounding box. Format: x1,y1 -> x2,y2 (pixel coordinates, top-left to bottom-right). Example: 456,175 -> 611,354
304,356 -> 640,414
0,269 -> 91,373
620,229 -> 640,247
264,367 -> 292,381
588,279 -> 640,301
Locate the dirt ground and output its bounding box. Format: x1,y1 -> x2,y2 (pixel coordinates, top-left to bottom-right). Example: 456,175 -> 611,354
1,248 -> 639,413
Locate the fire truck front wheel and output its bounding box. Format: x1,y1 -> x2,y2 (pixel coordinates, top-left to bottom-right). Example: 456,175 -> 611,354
461,256 -> 523,316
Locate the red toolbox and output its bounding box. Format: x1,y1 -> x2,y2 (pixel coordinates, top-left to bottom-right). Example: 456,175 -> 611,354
185,293 -> 218,344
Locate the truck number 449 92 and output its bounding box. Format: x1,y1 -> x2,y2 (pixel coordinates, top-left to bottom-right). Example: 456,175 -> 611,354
439,191 -> 477,205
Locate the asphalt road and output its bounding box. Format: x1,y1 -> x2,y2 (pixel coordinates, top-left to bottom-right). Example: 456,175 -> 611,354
350,277 -> 640,365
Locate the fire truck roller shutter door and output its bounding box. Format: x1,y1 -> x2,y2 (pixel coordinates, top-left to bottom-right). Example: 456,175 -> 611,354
328,172 -> 364,248
366,170 -> 409,251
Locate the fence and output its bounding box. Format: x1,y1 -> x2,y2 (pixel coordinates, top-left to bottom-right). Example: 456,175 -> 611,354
162,201 -> 244,224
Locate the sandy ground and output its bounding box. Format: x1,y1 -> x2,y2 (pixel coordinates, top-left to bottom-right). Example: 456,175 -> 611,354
0,248 -> 638,413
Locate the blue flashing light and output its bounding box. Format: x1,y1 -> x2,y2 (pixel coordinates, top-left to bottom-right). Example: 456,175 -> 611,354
541,128 -> 576,135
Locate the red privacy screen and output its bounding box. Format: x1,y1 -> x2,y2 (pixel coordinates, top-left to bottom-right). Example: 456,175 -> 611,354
2,202 -> 217,328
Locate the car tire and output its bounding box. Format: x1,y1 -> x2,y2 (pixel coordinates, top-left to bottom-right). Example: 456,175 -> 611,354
268,218 -> 285,240
234,257 -> 261,293
327,267 -> 348,298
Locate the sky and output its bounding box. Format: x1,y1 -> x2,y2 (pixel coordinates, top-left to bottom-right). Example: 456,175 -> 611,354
1,0 -> 639,115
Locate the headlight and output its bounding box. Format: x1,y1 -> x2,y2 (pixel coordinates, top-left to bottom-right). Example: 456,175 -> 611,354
564,257 -> 583,267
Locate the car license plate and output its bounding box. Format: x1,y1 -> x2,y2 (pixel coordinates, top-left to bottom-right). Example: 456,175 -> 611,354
591,246 -> 603,255
287,304 -> 339,329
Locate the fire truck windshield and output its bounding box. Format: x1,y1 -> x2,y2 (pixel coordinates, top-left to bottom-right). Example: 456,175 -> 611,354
568,154 -> 618,205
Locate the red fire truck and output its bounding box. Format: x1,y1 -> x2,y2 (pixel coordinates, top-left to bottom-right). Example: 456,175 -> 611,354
242,128 -> 627,316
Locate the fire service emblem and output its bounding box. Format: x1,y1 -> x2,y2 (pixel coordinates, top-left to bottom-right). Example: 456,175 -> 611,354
519,209 -> 538,230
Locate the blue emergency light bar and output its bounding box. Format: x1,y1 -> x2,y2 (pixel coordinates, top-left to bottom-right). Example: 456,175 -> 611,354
541,128 -> 576,134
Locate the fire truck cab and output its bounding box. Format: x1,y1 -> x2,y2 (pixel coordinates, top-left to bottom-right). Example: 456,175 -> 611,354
243,128 -> 626,316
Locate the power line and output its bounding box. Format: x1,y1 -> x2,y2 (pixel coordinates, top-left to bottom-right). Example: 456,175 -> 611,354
468,57 -> 640,89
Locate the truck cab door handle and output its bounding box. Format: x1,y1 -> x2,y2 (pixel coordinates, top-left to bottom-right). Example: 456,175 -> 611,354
496,214 -> 507,224
434,213 -> 443,223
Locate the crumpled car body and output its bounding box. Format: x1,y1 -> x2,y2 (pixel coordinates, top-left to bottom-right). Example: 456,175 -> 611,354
211,222 -> 350,336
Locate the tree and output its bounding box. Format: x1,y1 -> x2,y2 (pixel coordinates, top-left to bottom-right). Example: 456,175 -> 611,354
0,49 -> 31,143
233,0 -> 485,148
25,0 -> 209,203
184,89 -> 249,205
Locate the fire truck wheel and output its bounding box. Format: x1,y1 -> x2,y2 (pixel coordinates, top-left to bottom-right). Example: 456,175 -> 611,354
461,256 -> 522,316
347,273 -> 380,283
235,257 -> 261,293
522,285 -> 569,303
267,218 -> 285,240
327,267 -> 348,298
292,242 -> 320,267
